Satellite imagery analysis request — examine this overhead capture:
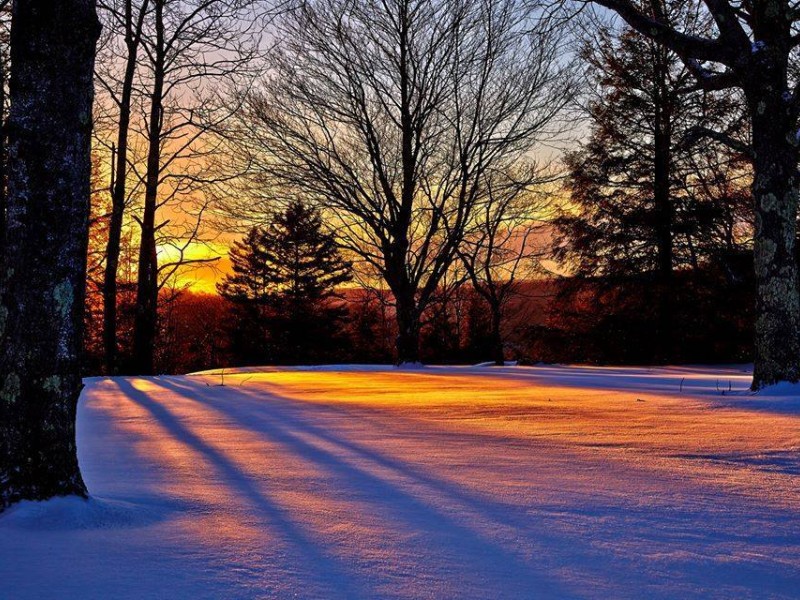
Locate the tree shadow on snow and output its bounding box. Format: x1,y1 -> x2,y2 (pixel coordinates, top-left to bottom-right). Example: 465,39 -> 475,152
114,378 -> 373,600
129,376 -> 581,598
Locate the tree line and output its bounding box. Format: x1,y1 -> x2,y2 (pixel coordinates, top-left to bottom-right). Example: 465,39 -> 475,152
4,0 -> 800,509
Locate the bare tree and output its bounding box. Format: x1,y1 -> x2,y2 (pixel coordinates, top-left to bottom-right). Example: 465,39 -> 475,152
573,0 -> 800,388
0,0 -> 100,510
95,0 -> 151,374
459,168 -> 554,365
124,0 -> 260,374
225,0 -> 574,364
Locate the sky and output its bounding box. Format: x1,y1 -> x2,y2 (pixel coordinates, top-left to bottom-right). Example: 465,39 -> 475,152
159,241 -> 232,295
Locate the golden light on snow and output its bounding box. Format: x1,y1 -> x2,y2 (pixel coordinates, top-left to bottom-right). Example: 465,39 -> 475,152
61,367 -> 800,597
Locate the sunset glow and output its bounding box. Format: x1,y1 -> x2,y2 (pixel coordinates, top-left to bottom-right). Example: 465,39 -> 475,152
3,0 -> 800,598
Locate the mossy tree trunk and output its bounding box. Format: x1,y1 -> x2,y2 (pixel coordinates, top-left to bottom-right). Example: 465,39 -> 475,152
0,0 -> 100,510
748,84 -> 800,388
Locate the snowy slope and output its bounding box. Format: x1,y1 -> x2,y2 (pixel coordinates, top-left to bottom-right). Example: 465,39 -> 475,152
1,365 -> 799,599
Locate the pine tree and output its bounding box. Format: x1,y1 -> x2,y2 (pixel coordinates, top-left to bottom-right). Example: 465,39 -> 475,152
587,0 -> 800,388
554,1 -> 751,360
219,201 -> 352,364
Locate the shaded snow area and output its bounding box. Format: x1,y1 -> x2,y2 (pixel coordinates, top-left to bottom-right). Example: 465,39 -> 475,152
1,365 -> 799,599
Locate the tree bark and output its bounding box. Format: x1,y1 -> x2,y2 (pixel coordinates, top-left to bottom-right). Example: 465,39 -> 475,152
0,52 -> 7,263
748,87 -> 800,389
0,0 -> 100,510
745,2 -> 800,388
393,4 -> 420,367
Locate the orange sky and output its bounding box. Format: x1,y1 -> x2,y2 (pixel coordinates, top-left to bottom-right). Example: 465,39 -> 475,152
159,241 -> 232,295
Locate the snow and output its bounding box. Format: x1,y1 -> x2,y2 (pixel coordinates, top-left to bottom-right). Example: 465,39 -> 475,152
473,360 -> 519,367
1,364 -> 799,599
755,380 -> 800,398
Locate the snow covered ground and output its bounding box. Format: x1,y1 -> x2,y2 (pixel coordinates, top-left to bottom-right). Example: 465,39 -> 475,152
1,364 -> 799,599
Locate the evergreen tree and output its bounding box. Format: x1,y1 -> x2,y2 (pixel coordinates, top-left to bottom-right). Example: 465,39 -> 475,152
554,1 -> 751,360
219,201 -> 352,364
582,0 -> 800,388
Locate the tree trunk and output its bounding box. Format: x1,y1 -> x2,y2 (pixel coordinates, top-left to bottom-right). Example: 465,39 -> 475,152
0,0 -> 100,510
0,53 -> 7,263
392,3 -> 420,368
749,89 -> 800,389
652,39 -> 673,363
131,147 -> 159,374
103,157 -> 124,373
490,304 -> 504,366
132,0 -> 163,376
395,296 -> 421,365
102,0 -> 148,374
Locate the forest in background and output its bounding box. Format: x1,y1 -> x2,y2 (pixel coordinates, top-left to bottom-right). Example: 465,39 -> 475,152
0,0 -> 778,379
61,0 -> 757,375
